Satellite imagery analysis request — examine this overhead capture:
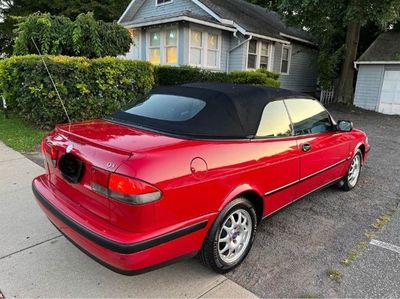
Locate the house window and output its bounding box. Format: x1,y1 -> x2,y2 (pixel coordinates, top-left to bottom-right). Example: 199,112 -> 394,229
156,0 -> 172,6
149,31 -> 161,65
247,40 -> 258,69
248,40 -> 272,70
207,33 -> 219,68
260,42 -> 270,69
189,29 -> 221,69
190,30 -> 203,66
148,28 -> 178,65
165,29 -> 178,64
281,45 -> 291,74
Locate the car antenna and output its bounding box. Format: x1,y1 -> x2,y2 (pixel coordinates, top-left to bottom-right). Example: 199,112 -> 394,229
31,37 -> 71,124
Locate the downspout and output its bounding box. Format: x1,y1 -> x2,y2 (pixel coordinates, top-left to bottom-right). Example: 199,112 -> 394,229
226,32 -> 252,74
354,61 -> 358,70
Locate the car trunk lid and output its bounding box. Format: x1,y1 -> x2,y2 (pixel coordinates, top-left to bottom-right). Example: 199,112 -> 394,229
43,120 -> 181,227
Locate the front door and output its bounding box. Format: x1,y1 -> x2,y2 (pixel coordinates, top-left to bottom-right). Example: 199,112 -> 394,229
284,99 -> 351,199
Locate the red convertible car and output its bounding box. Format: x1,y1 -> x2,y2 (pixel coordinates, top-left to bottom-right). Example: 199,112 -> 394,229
33,83 -> 370,274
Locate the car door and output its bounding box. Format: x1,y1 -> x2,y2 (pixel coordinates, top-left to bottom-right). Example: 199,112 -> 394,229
251,100 -> 300,216
284,98 -> 351,199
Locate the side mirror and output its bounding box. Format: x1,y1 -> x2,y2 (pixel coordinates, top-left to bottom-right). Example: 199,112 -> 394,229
337,120 -> 353,132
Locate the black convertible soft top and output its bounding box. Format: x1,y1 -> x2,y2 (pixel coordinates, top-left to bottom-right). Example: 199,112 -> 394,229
110,83 -> 307,139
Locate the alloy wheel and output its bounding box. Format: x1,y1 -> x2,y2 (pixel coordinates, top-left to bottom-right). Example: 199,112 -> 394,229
348,154 -> 361,187
217,209 -> 253,264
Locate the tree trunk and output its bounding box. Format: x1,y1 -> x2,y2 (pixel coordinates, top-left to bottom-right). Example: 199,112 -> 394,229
335,21 -> 361,104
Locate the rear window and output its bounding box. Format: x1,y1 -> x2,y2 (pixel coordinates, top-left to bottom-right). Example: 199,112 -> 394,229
124,94 -> 206,122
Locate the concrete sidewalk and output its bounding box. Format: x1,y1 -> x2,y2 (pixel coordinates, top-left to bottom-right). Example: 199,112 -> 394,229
338,206 -> 400,297
0,142 -> 257,298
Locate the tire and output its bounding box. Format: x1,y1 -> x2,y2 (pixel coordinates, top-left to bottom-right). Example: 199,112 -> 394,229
341,149 -> 363,191
199,197 -> 257,273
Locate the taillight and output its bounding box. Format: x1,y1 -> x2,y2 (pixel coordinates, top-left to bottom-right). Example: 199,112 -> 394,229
42,139 -> 58,166
90,168 -> 162,205
90,167 -> 109,197
109,173 -> 162,205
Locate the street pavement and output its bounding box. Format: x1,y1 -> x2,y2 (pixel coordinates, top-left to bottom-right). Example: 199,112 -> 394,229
0,142 -> 257,298
338,208 -> 400,297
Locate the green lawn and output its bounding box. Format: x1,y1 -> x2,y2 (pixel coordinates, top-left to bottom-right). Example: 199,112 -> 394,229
0,111 -> 47,153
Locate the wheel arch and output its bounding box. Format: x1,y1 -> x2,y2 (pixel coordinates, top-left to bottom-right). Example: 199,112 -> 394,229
218,185 -> 264,225
358,144 -> 366,160
354,142 -> 366,164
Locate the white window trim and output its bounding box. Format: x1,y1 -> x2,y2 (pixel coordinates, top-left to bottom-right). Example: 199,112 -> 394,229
146,26 -> 179,66
147,28 -> 163,65
155,0 -> 173,7
280,44 -> 292,75
164,27 -> 179,66
188,27 -> 222,70
189,29 -> 204,67
246,40 -> 273,71
246,40 -> 258,70
259,42 -> 271,69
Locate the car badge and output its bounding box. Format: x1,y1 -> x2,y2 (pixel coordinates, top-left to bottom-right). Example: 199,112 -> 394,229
66,144 -> 74,153
106,162 -> 116,169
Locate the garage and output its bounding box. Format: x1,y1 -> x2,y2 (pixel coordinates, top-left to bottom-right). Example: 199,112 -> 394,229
379,70 -> 400,115
354,32 -> 400,115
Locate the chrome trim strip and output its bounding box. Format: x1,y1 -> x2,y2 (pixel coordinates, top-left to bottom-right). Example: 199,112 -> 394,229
264,158 -> 349,196
300,158 -> 349,182
262,176 -> 343,220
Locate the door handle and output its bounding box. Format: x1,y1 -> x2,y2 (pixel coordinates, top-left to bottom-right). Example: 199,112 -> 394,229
302,143 -> 312,152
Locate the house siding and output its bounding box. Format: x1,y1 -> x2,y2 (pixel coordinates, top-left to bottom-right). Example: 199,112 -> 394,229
278,43 -> 318,93
228,36 -> 247,71
220,31 -> 231,72
354,65 -> 385,111
133,0 -> 209,22
273,41 -> 283,73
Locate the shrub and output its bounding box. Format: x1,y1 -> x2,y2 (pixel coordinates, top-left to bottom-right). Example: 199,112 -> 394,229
0,55 -> 154,128
155,65 -> 280,87
13,13 -> 131,58
0,57 -> 280,129
228,70 -> 280,87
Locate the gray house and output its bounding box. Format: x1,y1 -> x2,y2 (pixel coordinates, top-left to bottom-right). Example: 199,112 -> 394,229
119,0 -> 319,93
354,32 -> 400,115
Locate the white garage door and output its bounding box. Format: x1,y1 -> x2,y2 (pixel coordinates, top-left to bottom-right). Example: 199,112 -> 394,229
379,70 -> 400,115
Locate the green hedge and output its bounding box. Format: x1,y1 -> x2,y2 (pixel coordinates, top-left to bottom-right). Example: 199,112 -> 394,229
155,65 -> 280,88
0,55 -> 154,128
0,56 -> 281,129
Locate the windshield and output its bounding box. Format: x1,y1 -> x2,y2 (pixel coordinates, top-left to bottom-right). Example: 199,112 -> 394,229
124,94 -> 206,122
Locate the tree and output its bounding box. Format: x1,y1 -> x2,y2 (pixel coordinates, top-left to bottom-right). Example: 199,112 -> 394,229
13,12 -> 131,58
0,0 -> 130,55
251,0 -> 400,104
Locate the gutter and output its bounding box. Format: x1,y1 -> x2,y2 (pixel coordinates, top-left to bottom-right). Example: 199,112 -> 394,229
354,60 -> 400,70
279,33 -> 316,46
226,33 -> 252,73
355,61 -> 400,65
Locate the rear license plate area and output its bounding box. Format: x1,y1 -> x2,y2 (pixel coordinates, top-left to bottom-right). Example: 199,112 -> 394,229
59,154 -> 84,184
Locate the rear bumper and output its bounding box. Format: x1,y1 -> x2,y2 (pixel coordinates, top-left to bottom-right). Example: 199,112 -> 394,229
32,175 -> 215,275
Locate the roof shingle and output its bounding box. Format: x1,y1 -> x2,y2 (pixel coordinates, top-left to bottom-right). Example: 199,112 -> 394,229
198,0 -> 313,42
358,32 -> 400,62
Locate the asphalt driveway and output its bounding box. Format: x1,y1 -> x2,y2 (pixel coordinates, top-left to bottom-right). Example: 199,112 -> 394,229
1,105 -> 399,298
226,105 -> 400,297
